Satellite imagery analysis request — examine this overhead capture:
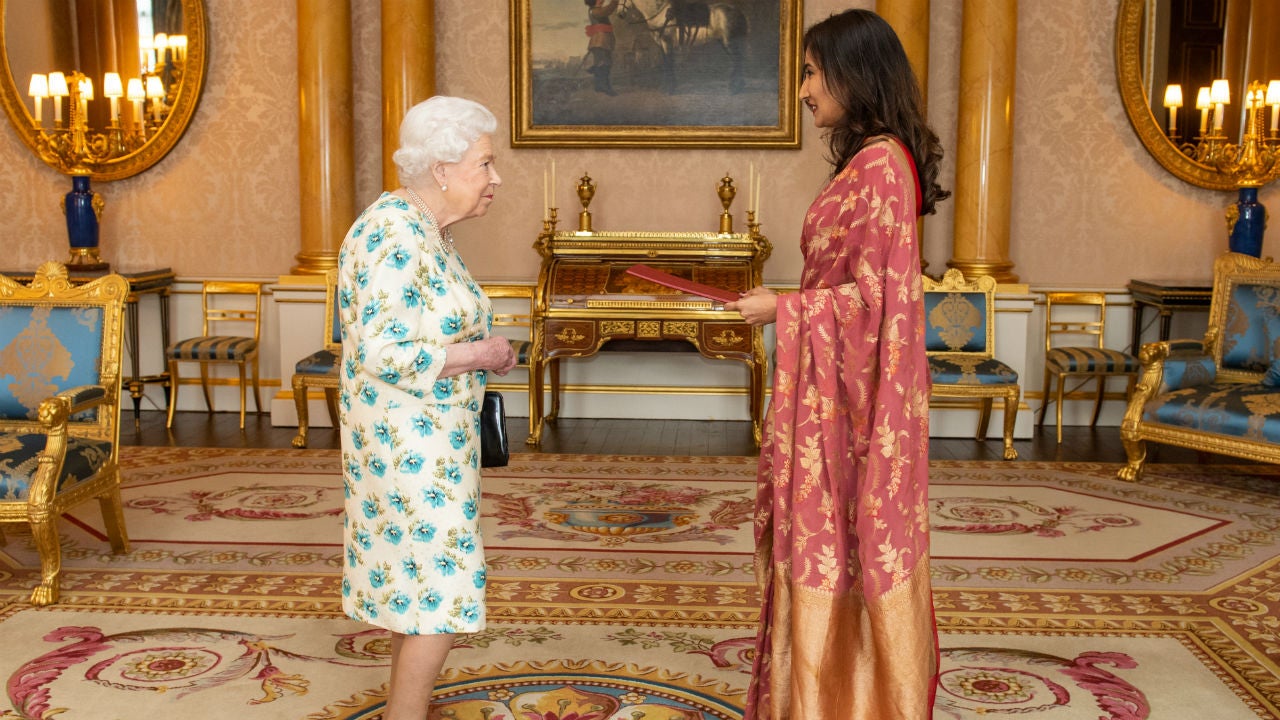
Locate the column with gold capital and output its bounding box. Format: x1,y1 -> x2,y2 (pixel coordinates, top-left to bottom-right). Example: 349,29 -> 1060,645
950,0 -> 1018,283
294,0 -> 355,275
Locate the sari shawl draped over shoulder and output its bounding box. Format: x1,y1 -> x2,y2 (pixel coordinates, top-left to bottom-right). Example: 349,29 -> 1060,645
745,141 -> 935,720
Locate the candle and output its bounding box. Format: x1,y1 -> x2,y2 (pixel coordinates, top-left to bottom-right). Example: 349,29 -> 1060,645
550,159 -> 556,209
747,170 -> 757,222
748,162 -> 755,214
48,71 -> 67,123
1163,84 -> 1182,134
1213,104 -> 1224,131
543,167 -> 549,219
127,78 -> 145,128
1210,78 -> 1230,132
1268,81 -> 1280,133
28,74 -> 47,124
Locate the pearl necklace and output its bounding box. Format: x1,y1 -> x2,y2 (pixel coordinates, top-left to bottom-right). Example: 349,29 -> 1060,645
404,186 -> 454,246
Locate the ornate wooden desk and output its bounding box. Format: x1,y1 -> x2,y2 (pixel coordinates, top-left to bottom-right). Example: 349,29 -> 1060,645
1127,278 -> 1212,352
528,229 -> 772,446
3,267 -> 174,423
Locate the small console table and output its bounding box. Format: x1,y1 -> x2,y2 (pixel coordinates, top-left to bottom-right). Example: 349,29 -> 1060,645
1127,278 -> 1212,353
3,267 -> 174,423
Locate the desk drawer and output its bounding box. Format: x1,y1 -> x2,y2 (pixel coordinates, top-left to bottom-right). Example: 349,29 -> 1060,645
702,323 -> 753,354
544,320 -> 596,351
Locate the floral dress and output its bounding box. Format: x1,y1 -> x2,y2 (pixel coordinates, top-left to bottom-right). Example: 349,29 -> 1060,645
337,192 -> 492,635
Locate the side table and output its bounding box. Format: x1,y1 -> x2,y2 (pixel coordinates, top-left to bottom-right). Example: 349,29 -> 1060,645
1127,278 -> 1212,353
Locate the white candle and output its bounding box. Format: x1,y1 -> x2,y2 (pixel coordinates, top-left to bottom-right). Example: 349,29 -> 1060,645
747,170 -> 757,221
1199,107 -> 1209,134
53,97 -> 62,123
132,99 -> 143,126
543,167 -> 549,218
550,159 -> 556,209
32,96 -> 42,123
748,161 -> 755,214
1213,104 -> 1224,131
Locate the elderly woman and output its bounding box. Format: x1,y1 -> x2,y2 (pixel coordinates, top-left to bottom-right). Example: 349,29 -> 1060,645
337,95 -> 516,719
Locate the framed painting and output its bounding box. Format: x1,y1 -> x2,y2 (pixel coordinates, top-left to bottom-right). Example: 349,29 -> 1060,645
509,0 -> 802,148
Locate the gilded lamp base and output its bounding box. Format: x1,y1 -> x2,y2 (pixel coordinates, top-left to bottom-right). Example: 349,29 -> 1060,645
66,247 -> 110,272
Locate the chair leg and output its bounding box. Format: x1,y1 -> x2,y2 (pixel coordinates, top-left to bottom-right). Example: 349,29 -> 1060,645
166,358 -> 181,428
324,388 -> 339,426
1089,375 -> 1106,427
1055,375 -> 1066,444
98,483 -> 130,554
292,375 -> 310,448
975,398 -> 992,440
27,514 -> 62,606
237,362 -> 248,429
250,355 -> 263,415
1036,367 -> 1052,427
199,362 -> 214,414
1001,388 -> 1019,460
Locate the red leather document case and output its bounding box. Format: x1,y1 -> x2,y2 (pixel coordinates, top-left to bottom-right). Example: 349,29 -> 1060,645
624,264 -> 740,304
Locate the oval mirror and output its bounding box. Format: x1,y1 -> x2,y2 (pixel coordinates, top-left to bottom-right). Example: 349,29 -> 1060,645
0,0 -> 206,181
1115,0 -> 1278,191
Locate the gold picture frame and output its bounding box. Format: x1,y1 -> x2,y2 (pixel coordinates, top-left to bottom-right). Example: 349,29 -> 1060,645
509,0 -> 801,148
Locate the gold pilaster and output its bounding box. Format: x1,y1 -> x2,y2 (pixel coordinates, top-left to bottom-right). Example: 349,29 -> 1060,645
294,0 -> 354,275
381,0 -> 436,192
949,0 -> 1018,283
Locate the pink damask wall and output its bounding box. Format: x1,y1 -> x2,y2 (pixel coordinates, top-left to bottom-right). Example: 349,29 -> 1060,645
1,0 -> 1273,285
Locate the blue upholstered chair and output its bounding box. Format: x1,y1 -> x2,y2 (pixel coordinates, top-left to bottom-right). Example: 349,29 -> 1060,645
923,269 -> 1020,460
1036,291 -> 1139,443
291,270 -> 339,448
1119,252 -> 1280,481
0,261 -> 131,605
166,280 -> 265,430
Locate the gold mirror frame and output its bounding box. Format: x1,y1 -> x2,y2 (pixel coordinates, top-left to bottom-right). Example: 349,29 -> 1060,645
0,0 -> 207,181
1115,0 -> 1236,192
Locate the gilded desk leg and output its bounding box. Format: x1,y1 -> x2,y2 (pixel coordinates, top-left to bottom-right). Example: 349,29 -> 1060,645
547,358 -> 561,420
527,350 -> 544,446
750,333 -> 766,447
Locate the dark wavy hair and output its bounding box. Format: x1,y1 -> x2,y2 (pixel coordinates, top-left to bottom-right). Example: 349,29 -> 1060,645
803,9 -> 950,215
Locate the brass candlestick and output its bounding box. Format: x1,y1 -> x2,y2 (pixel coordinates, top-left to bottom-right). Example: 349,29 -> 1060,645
718,173 -> 736,234
577,173 -> 596,232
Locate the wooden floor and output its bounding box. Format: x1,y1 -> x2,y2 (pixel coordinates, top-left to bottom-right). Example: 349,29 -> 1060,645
123,410 -> 1243,465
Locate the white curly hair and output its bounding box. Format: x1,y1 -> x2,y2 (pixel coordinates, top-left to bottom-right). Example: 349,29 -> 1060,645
393,96 -> 497,185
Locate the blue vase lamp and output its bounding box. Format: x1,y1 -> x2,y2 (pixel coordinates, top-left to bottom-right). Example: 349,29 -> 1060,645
62,174 -> 109,270
1226,186 -> 1266,258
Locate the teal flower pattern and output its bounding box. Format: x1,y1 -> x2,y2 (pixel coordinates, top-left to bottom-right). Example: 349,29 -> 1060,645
337,192 -> 493,636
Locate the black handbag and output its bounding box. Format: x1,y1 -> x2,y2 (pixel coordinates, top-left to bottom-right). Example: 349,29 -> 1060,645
480,390 -> 509,468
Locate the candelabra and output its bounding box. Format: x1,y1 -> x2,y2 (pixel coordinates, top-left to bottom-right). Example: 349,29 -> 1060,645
25,34 -> 187,269
1165,79 -> 1280,257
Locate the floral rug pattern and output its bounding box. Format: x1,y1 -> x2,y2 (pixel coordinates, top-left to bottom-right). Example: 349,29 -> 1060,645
0,449 -> 1277,718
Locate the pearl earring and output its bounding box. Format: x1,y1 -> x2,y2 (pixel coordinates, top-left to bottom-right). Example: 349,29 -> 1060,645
440,184 -> 448,192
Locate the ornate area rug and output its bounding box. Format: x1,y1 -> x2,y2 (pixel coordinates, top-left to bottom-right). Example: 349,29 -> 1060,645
0,449 -> 1277,719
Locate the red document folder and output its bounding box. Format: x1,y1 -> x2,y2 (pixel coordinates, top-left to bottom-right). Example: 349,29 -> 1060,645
624,264 -> 740,304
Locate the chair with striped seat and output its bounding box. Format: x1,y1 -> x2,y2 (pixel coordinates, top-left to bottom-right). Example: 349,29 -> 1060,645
0,261 -> 131,605
1037,291 -> 1139,443
166,280 -> 265,429
923,269 -> 1021,460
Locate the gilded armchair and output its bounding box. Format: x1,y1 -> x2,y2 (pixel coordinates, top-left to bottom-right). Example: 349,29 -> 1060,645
0,262 -> 130,605
1119,252 -> 1280,481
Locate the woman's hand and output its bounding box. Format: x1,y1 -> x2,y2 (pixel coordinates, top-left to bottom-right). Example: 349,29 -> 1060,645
725,287 -> 778,326
477,336 -> 518,376
441,336 -> 518,377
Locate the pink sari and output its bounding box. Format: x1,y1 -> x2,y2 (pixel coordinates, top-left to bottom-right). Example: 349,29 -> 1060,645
745,140 -> 936,719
